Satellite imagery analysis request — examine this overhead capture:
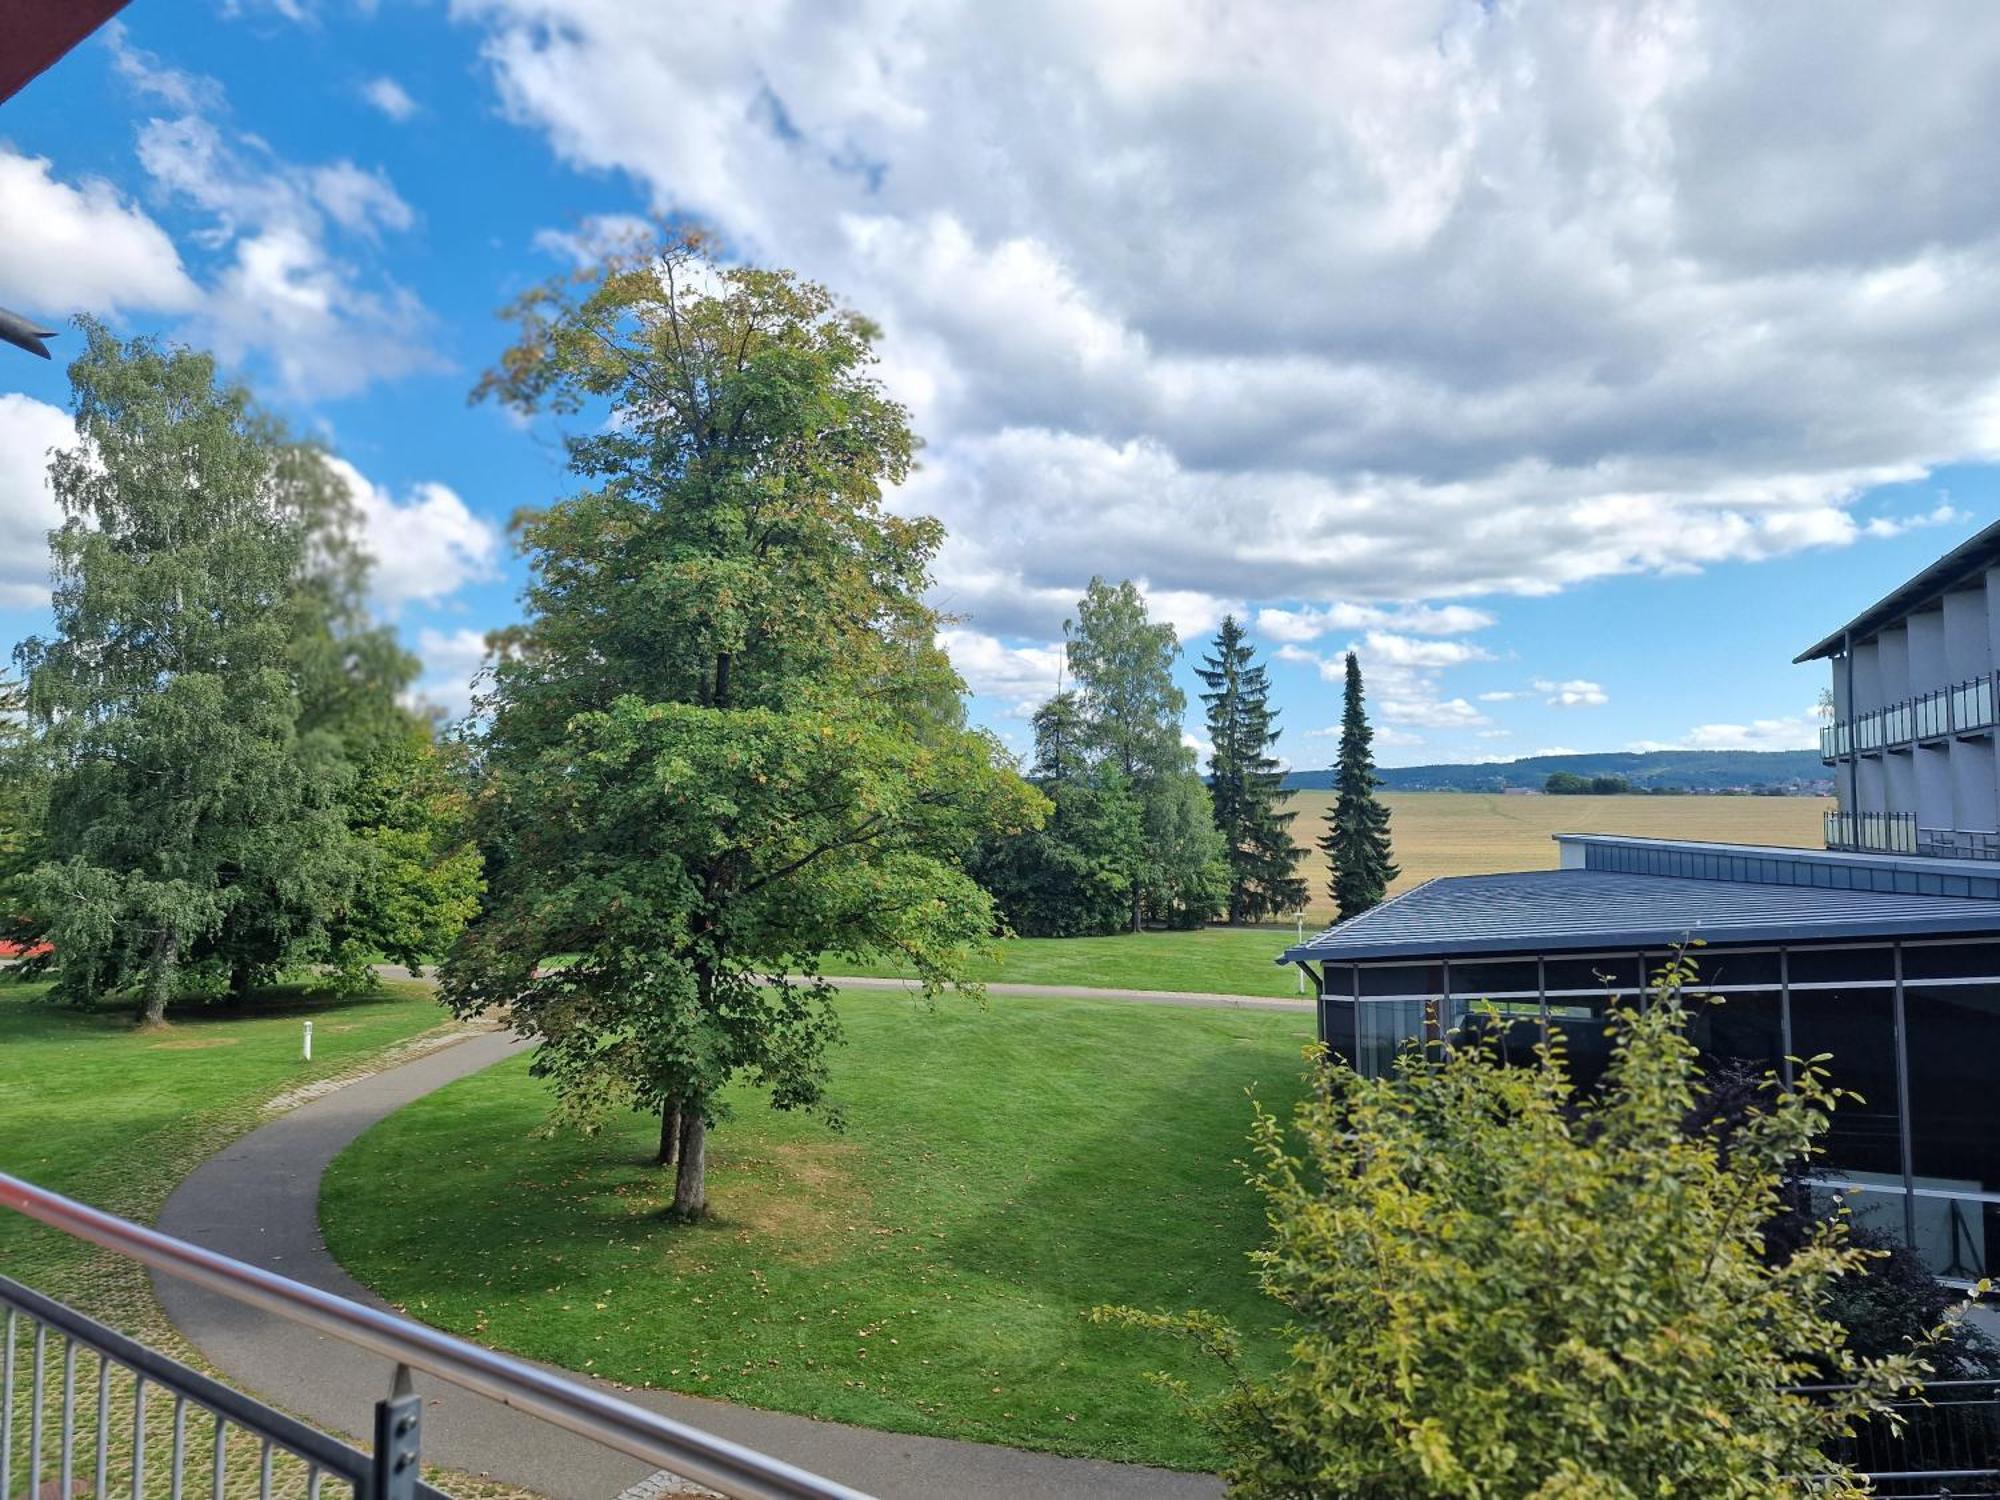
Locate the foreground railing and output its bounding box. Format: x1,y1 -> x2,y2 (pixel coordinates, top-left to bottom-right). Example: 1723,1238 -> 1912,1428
0,1171 -> 874,1500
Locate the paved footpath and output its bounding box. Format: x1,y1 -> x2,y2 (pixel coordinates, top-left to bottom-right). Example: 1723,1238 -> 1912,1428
155,1014 -> 1233,1500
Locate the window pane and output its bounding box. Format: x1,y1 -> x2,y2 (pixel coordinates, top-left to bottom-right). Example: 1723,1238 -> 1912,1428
1356,999 -> 1423,1079
1901,942 -> 2000,983
1446,960 -> 1538,997
1788,945 -> 1893,985
1788,988 -> 1902,1177
1544,954 -> 1639,993
1547,996 -> 1621,1093
1687,988 -> 1784,1075
1819,1184 -> 1908,1250
1697,948 -> 1780,988
1320,999 -> 1356,1067
1320,964 -> 1357,998
1911,1196 -> 2000,1282
1452,1001 -> 1542,1067
1358,964 -> 1443,997
1906,983 -> 2000,1195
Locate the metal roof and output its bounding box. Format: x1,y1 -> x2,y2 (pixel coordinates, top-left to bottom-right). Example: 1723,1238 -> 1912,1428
1795,516 -> 2000,663
1278,867 -> 2000,964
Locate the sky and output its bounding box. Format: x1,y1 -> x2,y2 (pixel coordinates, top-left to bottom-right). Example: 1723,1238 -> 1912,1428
4,2 -> 2000,770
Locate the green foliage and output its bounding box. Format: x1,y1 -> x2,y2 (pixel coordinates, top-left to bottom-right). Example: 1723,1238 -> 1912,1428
1317,652 -> 1397,920
451,232 -> 1041,1214
1141,770 -> 1231,930
0,677 -> 41,945
1098,958 -> 1946,1499
1546,771 -> 1632,795
325,727 -> 484,982
1200,616 -> 1307,923
971,763 -> 1145,938
15,322 -> 348,1022
1063,578 -> 1223,930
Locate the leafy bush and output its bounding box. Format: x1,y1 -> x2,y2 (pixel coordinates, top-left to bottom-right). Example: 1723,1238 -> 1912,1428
1099,956 -> 1948,1499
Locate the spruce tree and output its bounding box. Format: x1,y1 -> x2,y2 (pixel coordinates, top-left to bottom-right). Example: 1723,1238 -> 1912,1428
1318,651 -> 1398,920
1199,615 -> 1307,922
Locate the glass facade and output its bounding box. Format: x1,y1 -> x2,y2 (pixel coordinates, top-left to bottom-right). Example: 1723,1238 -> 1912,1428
1316,937 -> 2000,1284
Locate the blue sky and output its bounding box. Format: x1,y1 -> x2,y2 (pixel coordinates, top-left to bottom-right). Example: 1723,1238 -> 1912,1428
4,3 -> 1999,769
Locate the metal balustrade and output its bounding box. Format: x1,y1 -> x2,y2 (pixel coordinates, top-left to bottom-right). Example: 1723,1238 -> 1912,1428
1825,809 -> 1920,854
1820,672 -> 1998,761
0,1172 -> 874,1500
1918,827 -> 2000,862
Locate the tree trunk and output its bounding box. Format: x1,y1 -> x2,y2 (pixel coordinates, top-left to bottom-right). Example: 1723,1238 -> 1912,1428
228,961 -> 253,1009
672,1108 -> 706,1218
140,926 -> 178,1027
657,1099 -> 681,1167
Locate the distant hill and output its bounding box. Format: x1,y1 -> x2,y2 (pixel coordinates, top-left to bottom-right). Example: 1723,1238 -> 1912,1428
1284,748 -> 1830,794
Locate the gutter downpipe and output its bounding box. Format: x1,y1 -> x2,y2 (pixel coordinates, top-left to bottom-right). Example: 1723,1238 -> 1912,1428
1845,628 -> 1859,844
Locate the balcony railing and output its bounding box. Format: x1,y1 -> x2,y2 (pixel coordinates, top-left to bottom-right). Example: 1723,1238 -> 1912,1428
1825,809 -> 1919,854
0,1171 -> 873,1500
1822,673 -> 1998,760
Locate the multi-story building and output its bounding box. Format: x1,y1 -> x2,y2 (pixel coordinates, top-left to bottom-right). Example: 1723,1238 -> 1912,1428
1281,521 -> 2000,1284
1804,517 -> 2000,860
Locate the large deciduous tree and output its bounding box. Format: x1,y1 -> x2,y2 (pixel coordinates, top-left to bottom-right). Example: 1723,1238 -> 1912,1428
1064,578 -> 1224,930
16,323 -> 352,1023
1319,651 -> 1397,919
1199,616 -> 1307,923
448,234 -> 1041,1217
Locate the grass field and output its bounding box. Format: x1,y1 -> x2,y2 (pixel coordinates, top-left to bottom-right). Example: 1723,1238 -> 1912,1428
0,979 -> 456,1318
0,980 -> 507,1500
828,924 -> 1308,997
324,989 -> 1316,1470
1285,791 -> 1830,920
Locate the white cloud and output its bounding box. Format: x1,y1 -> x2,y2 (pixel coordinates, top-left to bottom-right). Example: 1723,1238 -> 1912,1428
1361,631 -> 1492,670
411,627 -> 490,720
323,457 -> 500,610
309,162 -> 415,237
1633,708 -> 1822,754
0,396 -> 73,607
1477,690 -> 1524,703
0,149 -> 199,319
1378,694 -> 1487,730
450,1 -> 2000,639
532,214 -> 656,267
1534,677 -> 1609,708
936,627 -> 1064,716
123,80 -> 437,399
1256,602 -> 1494,643
362,76 -> 419,122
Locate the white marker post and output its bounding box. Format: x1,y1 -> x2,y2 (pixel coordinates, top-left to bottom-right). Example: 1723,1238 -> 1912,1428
302,1020 -> 313,1062
1295,913 -> 1305,993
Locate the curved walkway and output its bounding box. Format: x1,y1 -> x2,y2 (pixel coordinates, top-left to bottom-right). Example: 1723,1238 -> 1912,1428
155,1027 -> 1226,1500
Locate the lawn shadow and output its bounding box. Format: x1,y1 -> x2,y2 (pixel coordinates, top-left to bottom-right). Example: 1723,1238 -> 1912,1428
933,1038 -> 1308,1320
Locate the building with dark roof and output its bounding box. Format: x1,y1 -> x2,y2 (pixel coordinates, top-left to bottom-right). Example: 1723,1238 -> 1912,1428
1280,523 -> 2000,1286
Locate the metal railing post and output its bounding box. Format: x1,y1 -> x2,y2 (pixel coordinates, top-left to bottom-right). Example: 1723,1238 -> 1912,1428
369,1367 -> 421,1500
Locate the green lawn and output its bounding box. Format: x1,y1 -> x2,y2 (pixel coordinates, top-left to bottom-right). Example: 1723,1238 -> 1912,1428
324,989 -> 1315,1470
0,977 -> 459,1319
828,924 -> 1310,998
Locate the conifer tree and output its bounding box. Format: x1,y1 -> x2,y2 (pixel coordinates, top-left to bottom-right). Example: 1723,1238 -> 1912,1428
1318,651 -> 1397,919
1199,616 -> 1307,922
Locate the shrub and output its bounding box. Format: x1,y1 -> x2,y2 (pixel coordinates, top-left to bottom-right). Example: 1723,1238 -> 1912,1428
1098,956 -> 1951,1499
